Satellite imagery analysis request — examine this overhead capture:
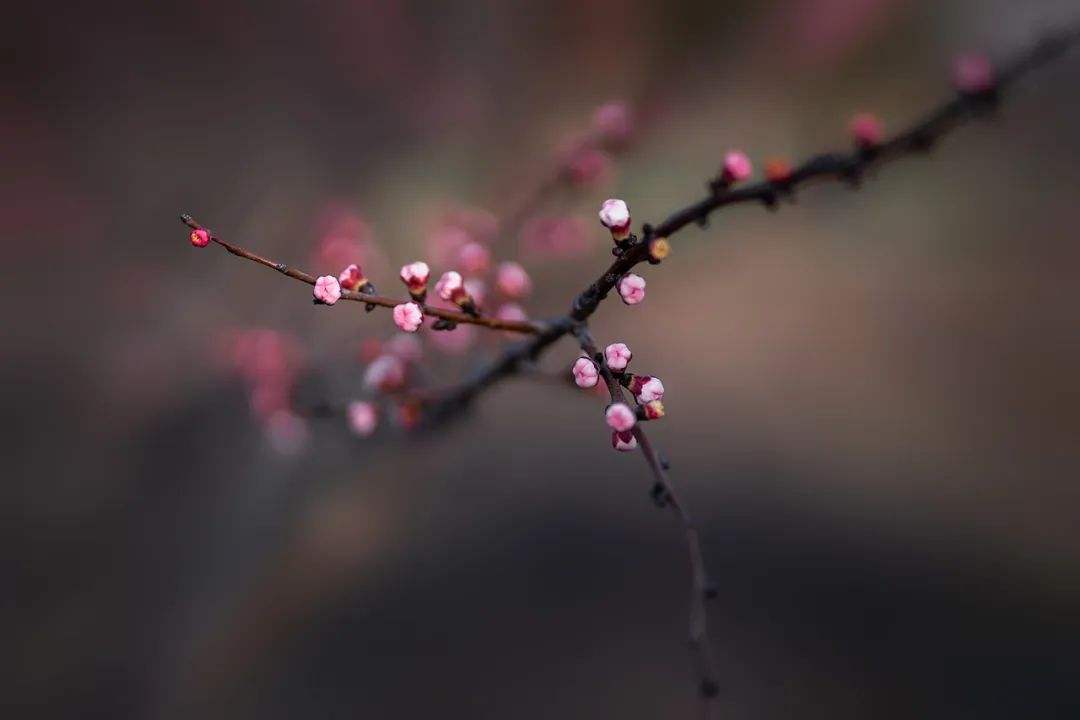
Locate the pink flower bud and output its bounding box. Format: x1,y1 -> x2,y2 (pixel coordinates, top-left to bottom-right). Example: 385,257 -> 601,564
598,198 -> 631,241
605,402 -> 637,432
189,228 -> 210,247
642,400 -> 665,420
435,270 -> 464,301
593,101 -> 633,146
572,356 -> 599,388
363,353 -> 406,393
338,263 -> 366,291
458,242 -> 491,274
399,261 -> 430,294
630,375 -> 665,403
496,261 -> 532,298
611,429 -> 638,452
313,275 -> 342,305
604,342 -> 632,372
347,401 -> 378,437
463,278 -> 486,308
617,273 -> 646,305
721,151 -> 753,184
953,52 -> 995,94
393,302 -> 424,333
849,113 -> 884,149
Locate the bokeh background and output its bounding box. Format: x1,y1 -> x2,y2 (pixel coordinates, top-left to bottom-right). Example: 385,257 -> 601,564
7,1 -> 1080,718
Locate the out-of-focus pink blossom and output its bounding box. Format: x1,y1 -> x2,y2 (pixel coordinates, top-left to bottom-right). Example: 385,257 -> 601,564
385,333 -> 422,362
598,198 -> 631,240
953,52 -> 995,94
266,410 -> 308,455
495,262 -> 532,298
313,275 -> 342,305
427,322 -> 476,354
564,148 -> 611,185
630,375 -> 665,403
611,429 -> 638,452
605,402 -> 637,432
850,113 -> 884,149
458,242 -> 491,275
463,278 -> 486,308
572,357 -> 599,388
399,261 -> 430,294
593,101 -> 633,146
604,342 -> 632,372
347,401 -> 378,437
617,274 -> 646,305
338,263 -> 366,291
190,228 -> 210,247
249,381 -> 290,420
436,270 -> 465,302
495,302 -> 527,323
427,226 -> 472,268
520,216 -> 590,261
358,337 -> 383,363
722,151 -> 753,183
364,353 -> 406,393
393,302 -> 424,332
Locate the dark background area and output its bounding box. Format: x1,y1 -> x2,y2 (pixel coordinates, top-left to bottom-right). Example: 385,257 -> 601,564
6,1 -> 1080,718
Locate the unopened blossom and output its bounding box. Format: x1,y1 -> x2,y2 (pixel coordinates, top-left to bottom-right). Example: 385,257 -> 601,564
399,261 -> 430,300
496,261 -> 532,298
436,270 -> 464,302
617,273 -> 646,305
630,375 -> 665,403
347,401 -> 378,437
604,342 -> 632,372
385,333 -> 422,362
598,198 -> 631,241
593,101 -> 633,146
338,263 -> 367,291
648,237 -> 671,262
721,151 -> 753,184
611,429 -> 638,452
642,400 -> 665,420
458,242 -> 491,274
393,302 -> 424,333
463,278 -> 486,308
363,353 -> 406,392
605,402 -> 637,433
765,158 -> 793,183
313,275 -> 342,305
572,356 -> 599,388
953,52 -> 995,94
189,228 -> 210,247
850,113 -> 884,149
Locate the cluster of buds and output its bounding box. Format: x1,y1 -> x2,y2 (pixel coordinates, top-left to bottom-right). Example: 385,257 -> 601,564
570,341 -> 667,451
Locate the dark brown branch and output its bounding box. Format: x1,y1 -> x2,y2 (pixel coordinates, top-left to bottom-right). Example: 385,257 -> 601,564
179,214 -> 547,335
574,325 -> 719,717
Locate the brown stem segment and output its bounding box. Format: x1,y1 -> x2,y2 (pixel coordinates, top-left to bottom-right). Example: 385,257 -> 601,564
179,214 -> 546,335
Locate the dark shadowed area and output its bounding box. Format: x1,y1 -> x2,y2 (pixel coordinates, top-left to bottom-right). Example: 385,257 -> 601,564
6,1 -> 1080,718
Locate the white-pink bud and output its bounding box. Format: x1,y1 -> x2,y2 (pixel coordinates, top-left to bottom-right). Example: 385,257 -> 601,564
338,263 -> 366,291
617,273 -> 646,305
399,261 -> 430,293
605,402 -> 637,433
435,270 -> 464,301
953,53 -> 995,95
721,151 -> 753,184
611,429 -> 638,452
363,354 -> 406,393
850,113 -> 884,149
572,356 -> 599,388
313,275 -> 342,305
496,261 -> 532,298
393,302 -> 424,333
347,401 -> 378,437
631,375 -> 665,403
604,342 -> 632,372
598,198 -> 631,241
458,242 -> 491,274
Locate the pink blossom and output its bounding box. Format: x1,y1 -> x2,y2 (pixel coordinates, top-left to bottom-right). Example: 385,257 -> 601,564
265,410 -> 308,455
849,113 -> 884,149
605,402 -> 637,432
722,151 -> 753,183
630,375 -> 665,403
393,302 -> 424,333
953,53 -> 995,94
572,357 -> 599,388
593,101 -> 633,146
564,148 -> 611,185
347,401 -> 378,437
435,270 -> 465,302
520,216 -> 590,261
313,275 -> 342,305
189,228 -> 210,247
338,263 -> 366,291
363,353 -> 406,392
399,261 -> 430,294
598,198 -> 631,240
458,242 -> 491,274
385,333 -> 422,362
463,278 -> 486,308
604,342 -> 632,372
642,400 -> 665,420
496,262 -> 532,298
617,273 -> 646,305
611,429 -> 638,452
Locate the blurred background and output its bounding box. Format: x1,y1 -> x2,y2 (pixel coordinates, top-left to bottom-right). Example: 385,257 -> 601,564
6,1 -> 1080,718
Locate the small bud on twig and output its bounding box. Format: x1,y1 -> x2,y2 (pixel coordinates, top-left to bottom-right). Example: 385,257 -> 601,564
190,228 -> 210,247
617,273 -> 646,305
598,198 -> 631,242
313,275 -> 342,305
572,356 -> 600,388
399,261 -> 430,302
605,402 -> 637,432
393,302 -> 424,333
604,342 -> 633,373
612,429 -> 638,452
